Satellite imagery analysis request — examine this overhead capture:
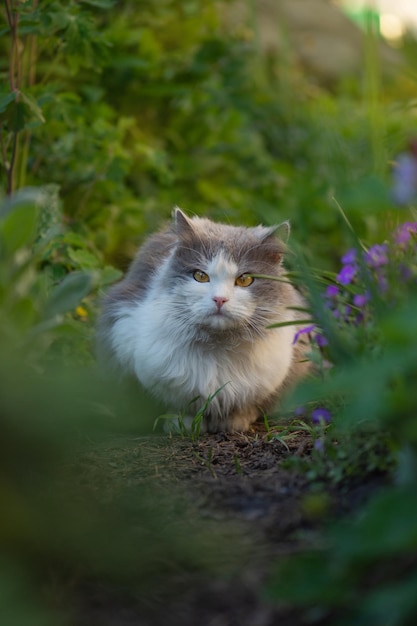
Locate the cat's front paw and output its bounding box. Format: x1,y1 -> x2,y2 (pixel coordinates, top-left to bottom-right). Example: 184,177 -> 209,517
205,408 -> 258,433
228,413 -> 257,433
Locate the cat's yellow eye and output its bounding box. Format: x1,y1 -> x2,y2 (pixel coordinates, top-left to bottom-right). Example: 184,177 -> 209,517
235,274 -> 254,288
193,270 -> 210,283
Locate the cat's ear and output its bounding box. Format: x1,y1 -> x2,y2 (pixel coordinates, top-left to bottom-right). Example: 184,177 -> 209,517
276,220 -> 290,243
258,221 -> 290,264
172,206 -> 194,237
262,221 -> 290,244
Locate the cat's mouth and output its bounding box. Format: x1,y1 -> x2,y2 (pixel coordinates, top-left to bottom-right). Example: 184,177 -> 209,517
205,309 -> 238,330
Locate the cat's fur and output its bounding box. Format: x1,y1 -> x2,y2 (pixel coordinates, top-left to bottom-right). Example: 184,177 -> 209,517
97,208 -> 311,432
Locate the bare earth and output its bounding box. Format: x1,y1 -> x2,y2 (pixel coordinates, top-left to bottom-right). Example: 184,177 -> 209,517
72,424 -> 386,626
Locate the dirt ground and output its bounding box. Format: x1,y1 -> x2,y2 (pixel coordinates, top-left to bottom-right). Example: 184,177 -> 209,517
72,423 -> 386,626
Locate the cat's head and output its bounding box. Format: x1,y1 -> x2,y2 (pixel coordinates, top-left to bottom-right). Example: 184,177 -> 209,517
164,208 -> 290,336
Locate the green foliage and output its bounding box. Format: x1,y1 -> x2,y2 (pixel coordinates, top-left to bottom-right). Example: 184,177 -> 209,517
2,1 -> 417,624
268,224 -> 417,624
156,382 -> 229,439
1,0 -> 411,269
267,486 -> 417,625
0,187 -> 120,364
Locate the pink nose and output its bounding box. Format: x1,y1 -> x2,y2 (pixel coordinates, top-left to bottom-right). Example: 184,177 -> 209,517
213,296 -> 229,310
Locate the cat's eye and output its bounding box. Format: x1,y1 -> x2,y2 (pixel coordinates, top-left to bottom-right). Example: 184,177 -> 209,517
235,274 -> 254,288
193,270 -> 210,283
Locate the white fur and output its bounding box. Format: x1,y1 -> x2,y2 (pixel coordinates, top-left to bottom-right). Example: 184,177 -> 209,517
109,252 -> 296,429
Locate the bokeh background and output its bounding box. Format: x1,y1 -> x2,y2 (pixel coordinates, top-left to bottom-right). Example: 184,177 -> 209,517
2,1 -> 417,624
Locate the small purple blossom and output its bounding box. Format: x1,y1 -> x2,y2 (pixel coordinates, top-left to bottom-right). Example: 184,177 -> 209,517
392,152 -> 417,206
325,285 -> 339,298
364,244 -> 388,269
314,332 -> 328,347
394,222 -> 417,245
341,249 -> 357,265
294,406 -> 305,417
337,264 -> 356,285
292,324 -> 315,345
353,293 -> 369,308
314,438 -> 325,453
311,408 -> 332,425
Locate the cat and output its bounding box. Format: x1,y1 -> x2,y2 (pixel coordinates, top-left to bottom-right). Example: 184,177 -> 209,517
97,208 -> 312,433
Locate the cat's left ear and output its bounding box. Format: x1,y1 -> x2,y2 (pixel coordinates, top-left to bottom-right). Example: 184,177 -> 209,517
262,221 -> 290,244
258,221 -> 290,264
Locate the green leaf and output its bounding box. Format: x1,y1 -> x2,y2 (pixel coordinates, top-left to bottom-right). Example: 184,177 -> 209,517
0,187 -> 46,218
0,204 -> 39,256
19,92 -> 45,124
3,92 -> 45,132
9,101 -> 26,132
99,266 -> 123,285
68,248 -> 100,269
45,272 -> 92,318
0,91 -> 16,114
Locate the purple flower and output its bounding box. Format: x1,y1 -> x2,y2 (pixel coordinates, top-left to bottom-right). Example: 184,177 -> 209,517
325,285 -> 339,298
364,244 -> 388,269
392,153 -> 417,206
341,249 -> 357,265
314,438 -> 325,453
337,264 -> 356,285
294,406 -> 305,417
311,408 -> 332,425
353,293 -> 369,308
292,324 -> 315,345
315,332 -> 328,347
394,222 -> 417,245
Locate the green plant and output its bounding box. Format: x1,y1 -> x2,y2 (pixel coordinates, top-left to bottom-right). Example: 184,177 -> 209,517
267,486 -> 417,626
266,217 -> 417,622
154,383 -> 229,440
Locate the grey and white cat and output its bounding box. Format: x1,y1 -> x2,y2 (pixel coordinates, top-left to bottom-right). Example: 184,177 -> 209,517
98,208 -> 311,432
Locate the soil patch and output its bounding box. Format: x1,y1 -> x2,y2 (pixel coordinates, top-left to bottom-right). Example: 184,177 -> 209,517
71,424 -> 386,626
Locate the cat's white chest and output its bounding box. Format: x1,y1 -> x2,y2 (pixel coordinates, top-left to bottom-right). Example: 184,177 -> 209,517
110,293 -> 294,413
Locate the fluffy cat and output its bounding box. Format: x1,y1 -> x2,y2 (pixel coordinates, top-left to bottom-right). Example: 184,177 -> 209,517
97,208 -> 311,432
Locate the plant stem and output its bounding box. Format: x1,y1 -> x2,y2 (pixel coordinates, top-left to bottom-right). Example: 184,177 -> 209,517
3,0 -> 21,194
7,133 -> 18,195
5,0 -> 19,92
16,0 -> 38,189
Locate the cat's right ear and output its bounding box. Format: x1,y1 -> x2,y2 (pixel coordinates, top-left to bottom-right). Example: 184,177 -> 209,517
172,206 -> 194,237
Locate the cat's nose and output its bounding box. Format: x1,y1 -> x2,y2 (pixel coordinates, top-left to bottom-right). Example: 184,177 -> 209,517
212,296 -> 229,310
